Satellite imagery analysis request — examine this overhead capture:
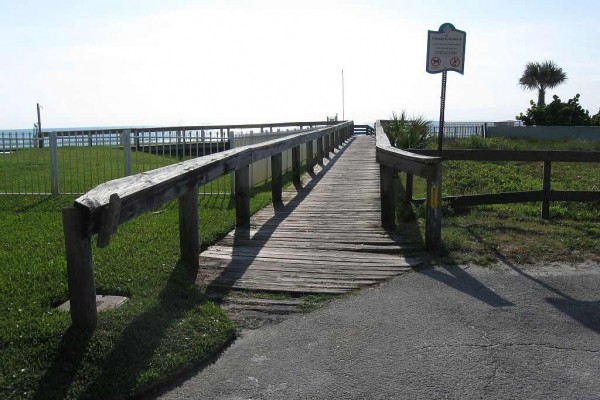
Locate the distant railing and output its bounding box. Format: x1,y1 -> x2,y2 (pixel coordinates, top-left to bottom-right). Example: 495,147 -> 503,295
62,121 -> 353,329
353,125 -> 374,135
375,121 -> 443,251
0,121 -> 339,195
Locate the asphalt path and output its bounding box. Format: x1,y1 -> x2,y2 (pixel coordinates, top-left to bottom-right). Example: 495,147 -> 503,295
154,262 -> 600,400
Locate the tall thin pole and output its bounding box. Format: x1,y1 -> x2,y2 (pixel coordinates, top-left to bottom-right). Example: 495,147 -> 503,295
437,71 -> 447,156
37,103 -> 43,148
342,69 -> 345,121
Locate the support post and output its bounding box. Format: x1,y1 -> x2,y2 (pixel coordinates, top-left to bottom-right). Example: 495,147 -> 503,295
542,161 -> 551,220
317,137 -> 324,164
438,71 -> 447,156
380,165 -> 395,229
228,129 -> 235,198
425,165 -> 442,251
62,207 -> 97,330
178,187 -> 199,269
329,132 -> 335,153
306,140 -> 314,174
271,153 -> 282,203
49,132 -> 59,196
324,135 -> 330,158
292,145 -> 301,186
235,165 -> 250,226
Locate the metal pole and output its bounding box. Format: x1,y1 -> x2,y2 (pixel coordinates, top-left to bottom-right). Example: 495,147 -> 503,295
437,71 -> 447,156
37,103 -> 43,148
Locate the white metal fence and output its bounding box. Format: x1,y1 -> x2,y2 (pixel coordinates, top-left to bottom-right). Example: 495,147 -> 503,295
0,122 -> 334,195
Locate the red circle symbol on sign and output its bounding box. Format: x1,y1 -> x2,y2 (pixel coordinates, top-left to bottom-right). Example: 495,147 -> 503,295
431,57 -> 441,67
450,57 -> 460,67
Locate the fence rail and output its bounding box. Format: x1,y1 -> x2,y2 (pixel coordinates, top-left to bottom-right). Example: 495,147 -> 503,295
409,149 -> 600,219
375,121 -> 443,250
1,121 -> 339,196
62,121 -> 353,329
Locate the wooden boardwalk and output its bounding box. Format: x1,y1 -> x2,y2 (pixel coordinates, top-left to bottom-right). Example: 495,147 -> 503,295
200,135 -> 424,295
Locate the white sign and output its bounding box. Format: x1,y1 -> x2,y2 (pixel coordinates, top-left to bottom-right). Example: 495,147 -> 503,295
426,23 -> 466,74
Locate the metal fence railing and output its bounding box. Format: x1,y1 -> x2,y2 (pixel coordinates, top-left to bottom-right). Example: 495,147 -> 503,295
0,121 -> 336,196
426,121 -> 524,138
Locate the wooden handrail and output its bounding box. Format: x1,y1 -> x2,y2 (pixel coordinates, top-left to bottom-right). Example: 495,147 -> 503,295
409,149 -> 600,163
63,121 -> 354,329
375,121 -> 443,251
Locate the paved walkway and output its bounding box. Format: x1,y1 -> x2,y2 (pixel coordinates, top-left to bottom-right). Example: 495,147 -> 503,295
155,262 -> 600,399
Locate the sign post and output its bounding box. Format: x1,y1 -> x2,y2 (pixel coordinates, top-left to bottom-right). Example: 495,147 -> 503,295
426,23 -> 466,155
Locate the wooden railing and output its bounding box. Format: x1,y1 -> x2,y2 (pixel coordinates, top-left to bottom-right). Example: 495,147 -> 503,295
409,149 -> 600,219
62,121 -> 353,329
354,124 -> 374,135
375,121 -> 443,251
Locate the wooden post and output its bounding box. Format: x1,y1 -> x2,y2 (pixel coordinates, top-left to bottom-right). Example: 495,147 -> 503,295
62,207 -> 97,330
329,132 -> 335,153
178,187 -> 199,269
425,165 -> 442,251
405,174 -> 413,202
292,145 -> 301,186
380,165 -> 395,229
542,161 -> 551,220
317,137 -> 324,165
324,135 -> 330,158
235,165 -> 250,226
271,153 -> 282,203
306,140 -> 314,174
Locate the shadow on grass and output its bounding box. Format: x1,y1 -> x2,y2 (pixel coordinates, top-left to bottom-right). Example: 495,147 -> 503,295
395,175 -> 514,308
33,262 -> 223,400
33,327 -> 93,400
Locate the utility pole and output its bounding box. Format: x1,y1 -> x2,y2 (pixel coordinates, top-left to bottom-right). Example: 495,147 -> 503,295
37,103 -> 43,148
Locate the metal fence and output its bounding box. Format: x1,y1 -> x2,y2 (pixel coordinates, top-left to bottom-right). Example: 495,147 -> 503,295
427,121 -> 524,138
0,121 -> 334,196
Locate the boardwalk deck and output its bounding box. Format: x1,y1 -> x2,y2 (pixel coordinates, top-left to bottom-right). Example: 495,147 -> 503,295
200,135 -> 424,294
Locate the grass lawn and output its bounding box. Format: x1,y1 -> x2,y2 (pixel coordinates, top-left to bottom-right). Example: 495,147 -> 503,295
399,136 -> 600,266
0,174 -> 281,399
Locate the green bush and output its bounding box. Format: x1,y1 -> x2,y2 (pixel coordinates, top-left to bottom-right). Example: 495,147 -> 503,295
386,111 -> 431,149
516,94 -> 591,126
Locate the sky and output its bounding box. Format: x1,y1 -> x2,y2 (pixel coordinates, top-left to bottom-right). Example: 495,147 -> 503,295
1,0 -> 599,128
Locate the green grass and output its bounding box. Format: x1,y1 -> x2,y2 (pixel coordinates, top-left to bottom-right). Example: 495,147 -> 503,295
0,146 -> 233,194
0,169 -> 283,399
399,137 -> 600,265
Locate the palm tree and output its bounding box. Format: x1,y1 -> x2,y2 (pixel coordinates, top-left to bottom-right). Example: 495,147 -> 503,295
518,61 -> 567,106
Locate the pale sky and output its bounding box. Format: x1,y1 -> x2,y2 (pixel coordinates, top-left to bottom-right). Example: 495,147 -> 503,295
1,0 -> 599,128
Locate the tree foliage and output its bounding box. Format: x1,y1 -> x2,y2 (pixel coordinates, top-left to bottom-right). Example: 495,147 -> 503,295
518,60 -> 567,106
386,111 -> 431,149
516,94 -> 591,126
592,109 -> 600,126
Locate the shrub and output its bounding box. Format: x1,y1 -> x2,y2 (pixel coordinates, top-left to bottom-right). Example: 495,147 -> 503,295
386,111 -> 431,149
516,94 -> 591,126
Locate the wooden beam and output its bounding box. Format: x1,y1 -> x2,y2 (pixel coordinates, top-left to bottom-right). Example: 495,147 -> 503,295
317,137 -> 324,165
425,166 -> 442,251
62,207 -> 97,330
380,165 -> 395,229
235,165 -> 250,226
410,149 -> 600,163
271,153 -> 283,203
306,140 -> 314,174
292,145 -> 301,186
